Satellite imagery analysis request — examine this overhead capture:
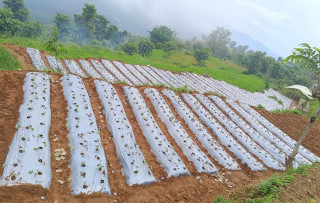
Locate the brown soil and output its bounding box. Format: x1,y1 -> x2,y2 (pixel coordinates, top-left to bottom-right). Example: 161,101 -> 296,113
255,108 -> 320,157
0,71 -> 25,175
0,70 -> 320,203
1,44 -> 35,71
277,164 -> 320,202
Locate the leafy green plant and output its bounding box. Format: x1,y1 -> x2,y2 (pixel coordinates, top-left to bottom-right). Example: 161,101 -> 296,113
44,27 -> 67,57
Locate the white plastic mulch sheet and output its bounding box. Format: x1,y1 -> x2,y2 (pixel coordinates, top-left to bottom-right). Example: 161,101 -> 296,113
210,96 -> 287,165
196,94 -> 284,170
78,60 -> 103,79
26,48 -> 48,71
113,61 -> 142,85
142,66 -> 170,86
0,72 -> 51,188
150,67 -> 178,88
240,104 -> 320,163
124,64 -> 151,85
182,93 -> 266,171
64,60 -> 87,78
101,60 -> 133,85
61,75 -> 111,195
95,81 -> 156,186
144,88 -> 218,173
124,87 -> 189,177
163,89 -> 240,170
227,99 -> 310,166
91,60 -> 116,83
46,55 -> 68,74
135,65 -> 160,85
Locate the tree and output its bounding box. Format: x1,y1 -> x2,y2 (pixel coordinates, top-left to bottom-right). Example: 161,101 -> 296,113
54,13 -> 72,40
283,43 -> 320,169
94,14 -> 109,41
74,3 -> 97,43
163,41 -> 176,56
204,27 -> 231,58
0,8 -> 22,35
18,20 -> 43,37
138,39 -> 153,57
193,48 -> 210,66
121,42 -> 137,55
149,25 -> 175,47
3,0 -> 29,22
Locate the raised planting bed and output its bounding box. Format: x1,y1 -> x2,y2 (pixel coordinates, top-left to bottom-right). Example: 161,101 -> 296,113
95,81 -> 156,186
141,66 -> 170,87
240,103 -> 320,163
0,72 -> 51,187
78,60 -> 102,79
26,48 -> 48,71
182,93 -> 266,171
113,61 -> 142,85
163,89 -> 240,170
124,64 -> 151,85
124,86 -> 189,177
134,65 -> 160,85
144,88 -> 218,173
227,99 -> 310,166
149,67 -> 179,88
64,60 -> 87,78
46,55 -> 68,74
196,94 -> 284,170
210,96 -> 287,165
91,60 -> 116,83
101,60 -> 132,85
61,75 -> 111,195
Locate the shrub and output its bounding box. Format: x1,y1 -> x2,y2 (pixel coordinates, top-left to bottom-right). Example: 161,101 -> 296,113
121,42 -> 137,55
193,48 -> 210,66
138,39 -> 153,57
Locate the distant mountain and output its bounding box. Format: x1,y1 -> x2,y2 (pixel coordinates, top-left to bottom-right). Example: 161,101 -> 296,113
231,31 -> 280,58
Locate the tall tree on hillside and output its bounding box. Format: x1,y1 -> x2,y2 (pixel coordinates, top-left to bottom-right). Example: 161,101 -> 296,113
3,0 -> 29,22
54,13 -> 73,40
0,8 -> 22,35
283,43 -> 320,169
138,39 -> 153,57
74,3 -> 97,43
148,25 -> 175,48
193,48 -> 210,66
204,27 -> 231,58
94,14 -> 110,41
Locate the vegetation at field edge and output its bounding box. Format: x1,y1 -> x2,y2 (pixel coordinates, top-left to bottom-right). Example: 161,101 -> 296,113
0,45 -> 21,70
212,163 -> 318,203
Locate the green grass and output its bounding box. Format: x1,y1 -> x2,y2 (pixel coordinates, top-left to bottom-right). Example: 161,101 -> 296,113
272,109 -> 304,116
309,100 -> 320,120
0,45 -> 21,70
0,36 -> 266,92
213,163 -> 318,203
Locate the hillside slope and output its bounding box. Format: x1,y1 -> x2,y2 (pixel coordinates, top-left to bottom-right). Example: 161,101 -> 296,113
0,70 -> 319,202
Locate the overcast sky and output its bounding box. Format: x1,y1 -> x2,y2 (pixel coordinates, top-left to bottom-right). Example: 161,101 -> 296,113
98,0 -> 320,57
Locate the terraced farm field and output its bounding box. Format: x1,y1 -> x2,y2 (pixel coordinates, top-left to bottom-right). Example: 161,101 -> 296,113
0,69 -> 320,202
7,45 -> 292,111
0,45 -> 319,202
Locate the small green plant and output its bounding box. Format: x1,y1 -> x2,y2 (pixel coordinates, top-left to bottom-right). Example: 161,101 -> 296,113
44,27 -> 67,58
257,104 -> 265,110
272,109 -> 303,116
115,80 -> 128,85
213,196 -> 232,203
169,85 -> 190,93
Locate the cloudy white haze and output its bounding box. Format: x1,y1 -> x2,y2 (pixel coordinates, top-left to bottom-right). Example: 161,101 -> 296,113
104,0 -> 320,57
23,0 -> 320,57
